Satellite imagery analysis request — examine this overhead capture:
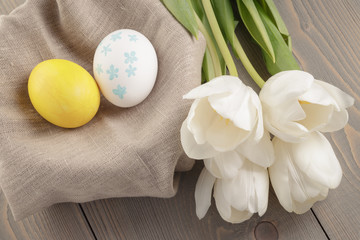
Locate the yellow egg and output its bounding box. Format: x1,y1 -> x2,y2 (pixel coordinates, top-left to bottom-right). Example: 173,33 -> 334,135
28,59 -> 100,128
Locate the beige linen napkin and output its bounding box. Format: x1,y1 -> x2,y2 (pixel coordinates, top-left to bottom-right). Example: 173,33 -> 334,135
0,0 -> 205,220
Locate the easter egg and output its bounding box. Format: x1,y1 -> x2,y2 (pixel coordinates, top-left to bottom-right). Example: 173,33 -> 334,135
28,59 -> 100,128
93,29 -> 158,107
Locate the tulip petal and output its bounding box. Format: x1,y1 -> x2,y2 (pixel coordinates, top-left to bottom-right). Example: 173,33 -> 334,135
270,137 -> 320,212
262,100 -> 308,142
288,169 -> 327,205
260,71 -> 315,142
206,115 -> 250,151
187,98 -> 219,145
204,151 -> 244,179
207,84 -> 260,134
270,132 -> 342,213
188,98 -> 251,152
313,80 -> 353,132
269,138 -> 294,212
214,180 -> 232,220
214,180 -> 253,223
236,130 -> 274,168
320,109 -> 349,132
263,99 -> 306,126
180,119 -> 218,159
291,185 -> 328,214
220,160 -> 269,216
226,209 -> 253,223
264,115 -> 308,143
185,75 -> 265,152
251,92 -> 265,141
183,75 -> 244,100
293,132 -> 342,189
208,88 -> 253,131
260,71 -> 354,143
296,103 -> 333,131
260,70 -> 314,106
203,158 -> 222,179
253,165 -> 270,216
292,188 -> 328,214
299,81 -> 337,107
195,168 -> 216,219
315,80 -> 354,109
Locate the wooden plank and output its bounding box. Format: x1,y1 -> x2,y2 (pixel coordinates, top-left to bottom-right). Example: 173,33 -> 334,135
0,190 -> 96,240
78,0 -> 331,239
80,0 -> 359,239
0,0 -> 358,239
81,162 -> 327,240
274,1 -> 360,239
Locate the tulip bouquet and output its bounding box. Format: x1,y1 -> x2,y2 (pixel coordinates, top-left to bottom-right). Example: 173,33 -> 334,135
162,0 -> 354,223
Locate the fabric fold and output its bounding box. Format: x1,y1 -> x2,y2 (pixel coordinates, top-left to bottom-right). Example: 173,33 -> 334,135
0,0 -> 206,220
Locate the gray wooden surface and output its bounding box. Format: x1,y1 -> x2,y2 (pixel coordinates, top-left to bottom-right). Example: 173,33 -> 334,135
1,0 -> 359,239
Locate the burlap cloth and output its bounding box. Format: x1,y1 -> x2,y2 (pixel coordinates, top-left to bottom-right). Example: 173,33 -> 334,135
0,0 -> 205,220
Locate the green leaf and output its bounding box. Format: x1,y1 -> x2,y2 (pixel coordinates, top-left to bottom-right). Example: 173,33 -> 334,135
261,0 -> 289,37
211,0 -> 236,48
287,35 -> 292,51
202,48 -> 215,83
189,0 -> 205,19
161,0 -> 199,38
255,0 -> 291,49
257,2 -> 300,75
237,0 -> 275,62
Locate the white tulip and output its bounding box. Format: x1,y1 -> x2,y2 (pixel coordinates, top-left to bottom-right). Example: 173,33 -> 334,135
203,130 -> 273,179
195,159 -> 269,223
181,75 -> 274,168
259,70 -> 354,142
269,131 -> 342,214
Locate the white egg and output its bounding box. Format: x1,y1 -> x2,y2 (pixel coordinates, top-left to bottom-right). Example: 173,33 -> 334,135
93,29 -> 158,107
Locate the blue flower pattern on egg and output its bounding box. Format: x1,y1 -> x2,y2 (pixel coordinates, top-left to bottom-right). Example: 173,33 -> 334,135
113,84 -> 127,99
106,64 -> 119,80
124,51 -> 137,64
97,31 -> 145,105
94,29 -> 158,108
129,34 -> 138,42
101,44 -> 112,56
110,32 -> 122,41
96,64 -> 103,75
125,65 -> 137,77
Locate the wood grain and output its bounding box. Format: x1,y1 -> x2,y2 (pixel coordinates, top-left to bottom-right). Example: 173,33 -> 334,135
81,162 -> 327,240
0,190 -> 95,240
80,1 -> 360,239
275,1 -> 360,239
1,0 -> 360,240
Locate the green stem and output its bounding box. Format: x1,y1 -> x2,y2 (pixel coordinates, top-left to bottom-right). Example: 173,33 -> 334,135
233,37 -> 265,88
201,0 -> 238,77
195,14 -> 222,77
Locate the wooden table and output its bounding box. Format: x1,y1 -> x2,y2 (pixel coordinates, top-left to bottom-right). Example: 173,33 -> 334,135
1,0 -> 359,239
